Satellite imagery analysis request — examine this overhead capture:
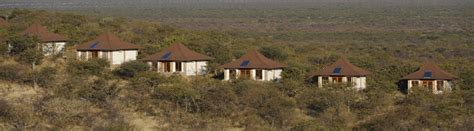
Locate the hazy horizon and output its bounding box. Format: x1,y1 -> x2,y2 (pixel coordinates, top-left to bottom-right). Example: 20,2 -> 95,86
0,0 -> 473,9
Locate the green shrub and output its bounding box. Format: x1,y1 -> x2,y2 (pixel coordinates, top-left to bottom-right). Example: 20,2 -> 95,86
78,78 -> 120,106
26,66 -> 58,88
67,59 -> 110,76
4,104 -> 40,130
153,77 -> 198,112
259,46 -> 288,61
191,78 -> 238,116
0,63 -> 28,82
17,48 -> 44,68
238,84 -> 296,127
40,97 -> 92,128
281,66 -> 306,81
113,61 -> 149,78
297,86 -> 360,116
0,99 -> 10,118
7,35 -> 38,56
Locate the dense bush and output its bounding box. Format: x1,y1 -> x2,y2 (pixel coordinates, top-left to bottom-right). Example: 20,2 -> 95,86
7,36 -> 38,56
459,68 -> 474,90
40,97 -> 92,128
153,76 -> 198,112
238,82 -> 297,128
26,66 -> 57,88
16,48 -> 43,68
259,46 -> 288,61
0,63 -> 28,82
297,85 -> 360,116
66,59 -> 110,76
77,78 -> 120,106
3,104 -> 40,130
0,8 -> 472,130
192,78 -> 238,117
0,99 -> 9,118
113,61 -> 149,78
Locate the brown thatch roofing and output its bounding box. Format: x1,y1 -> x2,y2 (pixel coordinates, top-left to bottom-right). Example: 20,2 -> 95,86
21,23 -> 68,42
310,59 -> 370,77
76,32 -> 141,51
220,50 -> 287,69
142,43 -> 213,61
401,60 -> 457,80
0,18 -> 9,27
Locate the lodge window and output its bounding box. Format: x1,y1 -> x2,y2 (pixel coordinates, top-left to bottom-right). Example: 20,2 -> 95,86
240,69 -> 251,79
322,77 -> 329,85
347,77 -> 352,83
437,81 -> 444,91
256,70 -> 263,80
230,70 -> 237,80
412,81 -> 419,87
152,62 -> 158,71
176,62 -> 182,72
80,52 -> 86,59
102,51 -> 108,59
163,62 -> 171,72
332,77 -> 343,83
91,51 -> 99,58
422,81 -> 434,91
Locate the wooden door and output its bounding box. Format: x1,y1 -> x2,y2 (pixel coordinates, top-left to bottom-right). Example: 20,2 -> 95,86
256,70 -> 263,80
152,62 -> 158,71
332,77 -> 343,83
240,69 -> 251,79
91,51 -> 99,58
163,62 -> 171,72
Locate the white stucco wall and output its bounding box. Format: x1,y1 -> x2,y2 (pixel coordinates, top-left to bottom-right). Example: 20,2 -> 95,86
223,68 -> 283,81
353,77 -> 366,90
111,51 -> 124,65
407,79 -> 453,94
77,51 -> 85,59
196,61 -> 207,75
150,61 -> 208,76
265,69 -> 274,80
316,76 -> 367,90
77,50 -> 138,65
184,61 -> 196,75
125,50 -> 137,62
54,42 -> 66,54
274,69 -> 283,80
41,42 -> 66,56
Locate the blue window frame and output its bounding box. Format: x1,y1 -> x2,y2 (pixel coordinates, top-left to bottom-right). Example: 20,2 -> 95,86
333,67 -> 342,74
161,52 -> 172,60
424,71 -> 432,78
89,42 -> 99,48
240,60 -> 250,67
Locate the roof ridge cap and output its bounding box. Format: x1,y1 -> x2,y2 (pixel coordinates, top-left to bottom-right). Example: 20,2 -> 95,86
106,33 -> 113,49
177,43 -> 187,60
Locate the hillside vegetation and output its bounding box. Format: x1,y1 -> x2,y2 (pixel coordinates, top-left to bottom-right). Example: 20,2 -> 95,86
0,9 -> 472,130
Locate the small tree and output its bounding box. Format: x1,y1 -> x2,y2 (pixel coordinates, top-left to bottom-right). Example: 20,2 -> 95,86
17,48 -> 43,69
5,35 -> 44,88
8,35 -> 38,56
